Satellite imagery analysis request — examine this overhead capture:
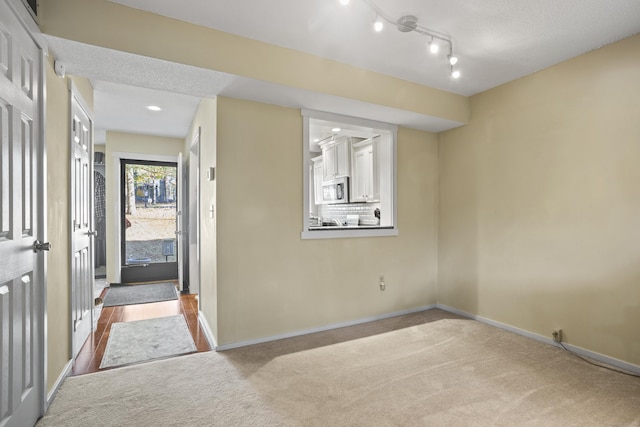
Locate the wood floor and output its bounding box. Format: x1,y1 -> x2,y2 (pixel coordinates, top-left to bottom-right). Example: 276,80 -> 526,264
72,288 -> 211,376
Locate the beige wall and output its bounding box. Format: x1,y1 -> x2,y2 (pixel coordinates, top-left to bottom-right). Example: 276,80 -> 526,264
104,132 -> 185,283
45,56 -> 95,391
39,0 -> 468,125
39,0 -> 640,390
438,34 -> 640,366
184,98 -> 218,339
45,56 -> 70,393
215,97 -> 439,345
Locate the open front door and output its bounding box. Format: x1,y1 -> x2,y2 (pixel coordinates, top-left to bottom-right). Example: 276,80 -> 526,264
0,1 -> 45,425
120,159 -> 178,283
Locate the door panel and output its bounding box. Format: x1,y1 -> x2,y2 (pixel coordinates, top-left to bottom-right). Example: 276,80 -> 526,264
0,1 -> 43,425
70,93 -> 94,357
120,160 -> 178,284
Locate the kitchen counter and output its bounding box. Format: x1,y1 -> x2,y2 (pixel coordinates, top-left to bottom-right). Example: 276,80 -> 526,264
309,225 -> 392,230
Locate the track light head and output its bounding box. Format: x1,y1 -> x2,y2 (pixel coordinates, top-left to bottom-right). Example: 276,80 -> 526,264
429,39 -> 439,54
448,55 -> 458,65
374,16 -> 384,32
451,69 -> 461,79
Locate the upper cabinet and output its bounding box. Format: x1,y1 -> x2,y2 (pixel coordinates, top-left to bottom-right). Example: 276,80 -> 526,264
351,137 -> 379,203
311,155 -> 324,205
320,137 -> 351,180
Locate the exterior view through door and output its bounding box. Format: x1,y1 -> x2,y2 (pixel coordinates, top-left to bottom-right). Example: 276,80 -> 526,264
120,160 -> 179,283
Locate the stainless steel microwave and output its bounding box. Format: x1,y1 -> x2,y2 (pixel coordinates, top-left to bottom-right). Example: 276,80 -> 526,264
322,176 -> 349,204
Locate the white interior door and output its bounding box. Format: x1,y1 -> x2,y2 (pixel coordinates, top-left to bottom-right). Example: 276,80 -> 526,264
70,89 -> 94,358
0,1 -> 45,425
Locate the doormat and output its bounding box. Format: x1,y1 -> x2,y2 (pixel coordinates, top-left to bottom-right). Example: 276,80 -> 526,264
100,315 -> 196,369
103,282 -> 178,307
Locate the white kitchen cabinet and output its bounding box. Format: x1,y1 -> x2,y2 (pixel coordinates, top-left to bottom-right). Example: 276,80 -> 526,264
311,155 -> 324,205
320,138 -> 350,180
351,138 -> 379,202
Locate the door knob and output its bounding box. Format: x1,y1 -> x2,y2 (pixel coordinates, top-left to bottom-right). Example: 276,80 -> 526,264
33,240 -> 52,253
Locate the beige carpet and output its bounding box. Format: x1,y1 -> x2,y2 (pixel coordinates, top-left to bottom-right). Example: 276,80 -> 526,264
38,309 -> 640,426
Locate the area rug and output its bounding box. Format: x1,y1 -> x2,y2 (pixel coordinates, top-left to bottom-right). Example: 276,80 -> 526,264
102,282 -> 178,307
39,310 -> 640,426
99,315 -> 196,369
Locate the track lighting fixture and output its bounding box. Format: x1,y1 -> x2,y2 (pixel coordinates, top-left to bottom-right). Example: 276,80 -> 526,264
341,0 -> 461,79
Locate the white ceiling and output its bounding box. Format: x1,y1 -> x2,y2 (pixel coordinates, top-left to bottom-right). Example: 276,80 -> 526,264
43,0 -> 640,144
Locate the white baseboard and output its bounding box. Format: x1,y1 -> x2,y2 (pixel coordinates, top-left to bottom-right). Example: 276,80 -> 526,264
198,310 -> 217,350
214,304 -> 437,351
46,359 -> 72,409
436,304 -> 640,375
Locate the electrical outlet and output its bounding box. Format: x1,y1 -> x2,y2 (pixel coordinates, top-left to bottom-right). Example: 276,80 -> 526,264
379,275 -> 385,291
552,329 -> 562,343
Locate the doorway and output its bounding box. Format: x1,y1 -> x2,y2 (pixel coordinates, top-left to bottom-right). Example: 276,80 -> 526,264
120,159 -> 179,283
94,151 -> 106,280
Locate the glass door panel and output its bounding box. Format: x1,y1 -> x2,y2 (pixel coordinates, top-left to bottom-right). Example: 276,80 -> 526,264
121,160 -> 178,283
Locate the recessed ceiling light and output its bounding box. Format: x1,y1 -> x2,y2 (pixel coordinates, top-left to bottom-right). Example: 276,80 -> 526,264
332,127 -> 341,132
146,105 -> 162,111
339,0 -> 350,5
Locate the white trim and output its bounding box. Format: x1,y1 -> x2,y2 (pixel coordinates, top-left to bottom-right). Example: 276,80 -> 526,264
302,109 -> 399,132
4,0 -> 46,50
436,304 -> 640,375
46,359 -> 72,409
301,228 -> 398,239
110,154 -> 121,283
198,310 -> 217,350
214,305 -> 436,351
111,152 -> 179,163
68,81 -> 93,117
36,40 -> 47,418
301,109 -> 398,239
302,111 -> 310,228
557,342 -> 640,375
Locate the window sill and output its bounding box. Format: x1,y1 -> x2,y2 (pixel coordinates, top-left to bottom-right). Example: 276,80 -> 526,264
301,227 -> 398,240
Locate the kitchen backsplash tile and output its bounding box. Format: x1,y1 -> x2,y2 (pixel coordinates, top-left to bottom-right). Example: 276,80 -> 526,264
318,202 -> 381,225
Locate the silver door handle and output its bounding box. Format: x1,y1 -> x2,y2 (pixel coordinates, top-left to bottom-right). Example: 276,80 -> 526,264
175,230 -> 182,236
87,230 -> 98,236
33,240 -> 52,253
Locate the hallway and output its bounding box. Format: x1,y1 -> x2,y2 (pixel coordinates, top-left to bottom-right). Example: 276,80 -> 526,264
72,290 -> 210,375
